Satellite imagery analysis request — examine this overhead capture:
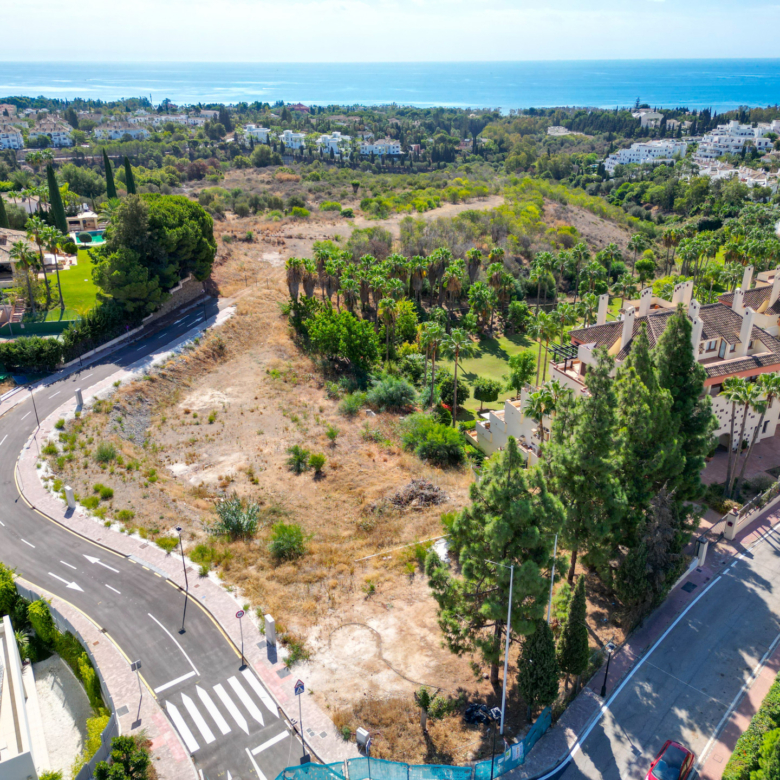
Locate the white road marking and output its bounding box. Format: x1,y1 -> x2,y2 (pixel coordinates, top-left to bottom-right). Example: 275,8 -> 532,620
245,748 -> 267,780
0,520 -> 4,526
241,668 -> 278,717
251,731 -> 288,755
181,693 -> 215,745
148,613 -> 199,675
84,555 -> 120,573
166,701 -> 199,753
0,435 -> 7,447
174,318 -> 185,324
83,373 -> 93,379
49,572 -> 84,592
214,684 -> 249,735
49,391 -> 60,399
227,773 -> 233,780
22,539 -> 35,548
60,560 -> 77,570
228,676 -> 264,725
154,671 -> 197,694
196,686 -> 231,735
105,584 -> 121,595
21,411 -> 31,420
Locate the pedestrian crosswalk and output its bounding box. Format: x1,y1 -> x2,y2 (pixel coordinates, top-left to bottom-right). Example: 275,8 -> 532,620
164,668 -> 282,754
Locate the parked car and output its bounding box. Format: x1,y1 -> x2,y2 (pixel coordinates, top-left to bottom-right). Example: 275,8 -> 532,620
646,740 -> 695,780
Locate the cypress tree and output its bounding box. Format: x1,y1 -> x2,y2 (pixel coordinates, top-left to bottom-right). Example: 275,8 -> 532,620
556,575 -> 589,691
517,619 -> 560,718
426,436 -> 564,687
0,196 -> 8,229
654,305 -> 716,500
547,348 -> 626,583
47,164 -> 68,234
103,149 -> 117,200
124,156 -> 137,195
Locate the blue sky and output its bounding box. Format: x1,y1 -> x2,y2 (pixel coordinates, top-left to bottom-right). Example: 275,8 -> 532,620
4,0 -> 780,61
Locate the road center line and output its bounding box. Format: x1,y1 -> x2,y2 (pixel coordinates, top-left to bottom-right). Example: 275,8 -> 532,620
49,391 -> 60,399
21,411 -> 31,420
251,731 -> 288,755
105,584 -> 121,594
148,613 -> 199,676
0,435 -> 7,447
60,560 -> 77,570
82,373 -> 93,379
22,539 -> 35,548
0,520 -> 5,526
154,671 -> 197,694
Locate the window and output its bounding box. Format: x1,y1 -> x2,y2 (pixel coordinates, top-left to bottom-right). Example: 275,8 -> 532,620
764,421 -> 770,434
730,344 -> 736,352
707,340 -> 717,352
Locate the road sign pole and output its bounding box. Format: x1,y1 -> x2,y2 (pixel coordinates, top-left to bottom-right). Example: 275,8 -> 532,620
295,679 -> 306,759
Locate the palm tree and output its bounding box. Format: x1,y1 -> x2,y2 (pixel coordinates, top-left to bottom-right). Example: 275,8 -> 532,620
386,277 -> 406,301
733,373 -> 780,498
341,277 -> 359,314
627,233 -> 649,275
611,275 -> 636,309
466,248 -> 482,285
582,259 -> 606,294
525,386 -> 553,449
577,293 -> 599,327
378,297 -> 398,363
42,226 -> 65,310
553,302 -> 578,343
98,197 -> 121,223
410,255 -> 427,302
527,318 -> 545,387
301,258 -> 318,299
25,215 -> 52,308
442,260 -> 465,323
442,328 -> 476,426
531,251 -> 555,315
285,257 -> 305,301
722,378 -> 757,498
324,258 -> 344,310
420,322 -> 446,407
314,246 -> 333,300
9,241 -> 38,316
538,312 -> 560,383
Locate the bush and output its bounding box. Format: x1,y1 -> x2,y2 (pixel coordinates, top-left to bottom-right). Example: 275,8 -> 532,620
94,441 -> 117,464
339,392 -> 367,417
326,424 -> 339,445
286,445 -> 311,474
116,509 -> 135,522
340,207 -> 354,218
78,231 -> 92,244
0,562 -> 17,616
0,336 -> 63,373
70,714 -> 109,777
309,452 -> 326,473
366,375 -> 417,411
54,418 -> 65,430
401,413 -> 465,468
320,201 -> 342,211
269,522 -> 307,561
212,492 -> 261,539
28,599 -> 57,645
156,537 -> 179,554
290,206 -> 310,219
93,483 -> 114,501
81,496 -> 100,510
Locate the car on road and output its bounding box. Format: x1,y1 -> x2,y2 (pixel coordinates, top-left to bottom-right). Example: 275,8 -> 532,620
646,740 -> 695,780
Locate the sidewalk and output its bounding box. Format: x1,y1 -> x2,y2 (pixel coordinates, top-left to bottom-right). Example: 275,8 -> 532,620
14,312 -> 359,773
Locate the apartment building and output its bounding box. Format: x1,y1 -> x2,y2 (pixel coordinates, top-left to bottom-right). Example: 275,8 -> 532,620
94,122 -> 150,141
28,121 -> 73,147
360,137 -> 402,156
316,131 -> 351,157
0,103 -> 17,118
0,123 -> 23,150
603,139 -> 688,173
695,119 -> 780,161
244,124 -> 272,143
472,271 -> 780,460
695,160 -> 779,193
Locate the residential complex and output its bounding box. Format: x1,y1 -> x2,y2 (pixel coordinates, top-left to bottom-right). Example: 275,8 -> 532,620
471,267 -> 780,462
695,119 -> 780,161
27,121 -> 73,147
0,123 -> 23,150
360,137 -> 402,156
695,160 -> 779,192
244,124 -> 272,143
603,139 -> 689,173
94,122 -> 151,141
316,131 -> 351,157
279,129 -> 306,149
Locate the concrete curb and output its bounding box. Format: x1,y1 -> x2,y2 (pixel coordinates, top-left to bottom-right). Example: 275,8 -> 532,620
13,312 -> 359,771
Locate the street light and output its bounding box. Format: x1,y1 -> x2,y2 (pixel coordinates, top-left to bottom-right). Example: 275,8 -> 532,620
175,526 -> 189,635
488,706 -> 502,780
486,560 -> 514,735
600,641 -> 617,698
28,387 -> 40,429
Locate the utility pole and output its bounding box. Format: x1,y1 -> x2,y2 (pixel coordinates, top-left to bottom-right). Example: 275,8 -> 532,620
175,526 -> 189,634
487,560 -> 514,735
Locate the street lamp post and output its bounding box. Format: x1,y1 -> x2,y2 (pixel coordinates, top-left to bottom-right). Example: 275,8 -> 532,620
486,560 -> 514,736
28,387 -> 40,429
600,642 -> 616,698
175,526 -> 189,634
488,707 -> 502,780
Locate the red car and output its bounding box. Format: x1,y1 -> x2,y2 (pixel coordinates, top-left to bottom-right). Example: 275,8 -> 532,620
646,741 -> 695,780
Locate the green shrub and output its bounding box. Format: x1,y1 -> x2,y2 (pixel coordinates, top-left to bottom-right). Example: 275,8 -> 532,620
282,632 -> 311,668
93,483 -> 114,501
0,336 -> 63,372
320,201 -> 342,211
286,445 -> 311,474
156,537 -> 179,554
339,392 -> 367,417
81,496 -> 100,510
208,411 -> 217,424
269,522 -> 308,561
366,375 -> 416,411
42,442 -> 59,456
340,207 -> 354,218
189,543 -> 217,565
28,599 -> 57,645
40,772 -> 64,780
116,509 -> 135,522
290,206 -> 310,219
54,419 -> 66,430
326,424 -> 339,444
212,493 -> 260,539
309,453 -> 326,473
199,564 -> 210,577
145,468 -> 158,483
94,441 -> 117,464
77,652 -> 105,712
401,413 -> 465,468
70,714 -> 109,777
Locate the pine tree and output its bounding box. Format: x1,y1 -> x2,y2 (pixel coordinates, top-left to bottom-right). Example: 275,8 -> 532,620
547,348 -> 626,583
124,156 -> 137,195
0,196 -> 8,229
426,436 -> 564,687
654,305 -> 716,500
517,619 -> 559,718
46,164 -> 68,234
103,149 -> 117,200
556,575 -> 589,690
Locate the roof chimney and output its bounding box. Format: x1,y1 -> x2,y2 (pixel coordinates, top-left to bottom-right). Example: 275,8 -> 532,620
620,306 -> 636,352
691,316 -> 704,355
672,279 -> 694,307
742,265 -> 754,291
737,307 -> 756,357
732,287 -> 745,315
769,268 -> 780,308
638,287 -> 652,317
596,293 -> 609,326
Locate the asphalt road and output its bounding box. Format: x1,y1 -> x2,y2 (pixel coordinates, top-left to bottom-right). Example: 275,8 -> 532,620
0,299 -> 304,780
540,526 -> 780,780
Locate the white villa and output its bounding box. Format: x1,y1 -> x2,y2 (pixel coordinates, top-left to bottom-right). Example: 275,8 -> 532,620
360,138 -> 402,156
280,129 -> 306,150
0,123 -> 23,150
603,139 -> 689,173
244,125 -> 272,143
28,121 -> 73,147
317,131 -> 351,158
695,160 -> 779,193
94,122 -> 150,141
471,267 -> 780,462
632,110 -> 664,129
695,120 -> 780,161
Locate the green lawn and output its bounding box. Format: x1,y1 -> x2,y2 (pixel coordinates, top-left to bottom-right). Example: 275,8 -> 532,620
41,249 -> 99,320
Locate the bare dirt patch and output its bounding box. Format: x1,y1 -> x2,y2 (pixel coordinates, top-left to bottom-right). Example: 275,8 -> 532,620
543,199 -> 634,253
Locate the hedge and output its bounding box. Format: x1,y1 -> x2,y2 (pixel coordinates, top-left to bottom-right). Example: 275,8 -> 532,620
724,670 -> 780,780
0,336 -> 63,373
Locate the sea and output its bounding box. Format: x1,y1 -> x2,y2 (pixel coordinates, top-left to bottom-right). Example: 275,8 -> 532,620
1,60 -> 780,112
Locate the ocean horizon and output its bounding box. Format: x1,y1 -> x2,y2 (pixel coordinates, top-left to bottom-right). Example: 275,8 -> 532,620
1,60 -> 780,112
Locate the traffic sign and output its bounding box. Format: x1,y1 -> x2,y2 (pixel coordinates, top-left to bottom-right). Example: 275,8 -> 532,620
294,679 -> 305,696
236,610 -> 245,619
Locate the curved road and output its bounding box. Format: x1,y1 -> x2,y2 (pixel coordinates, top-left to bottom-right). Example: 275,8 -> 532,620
0,300 -> 303,780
